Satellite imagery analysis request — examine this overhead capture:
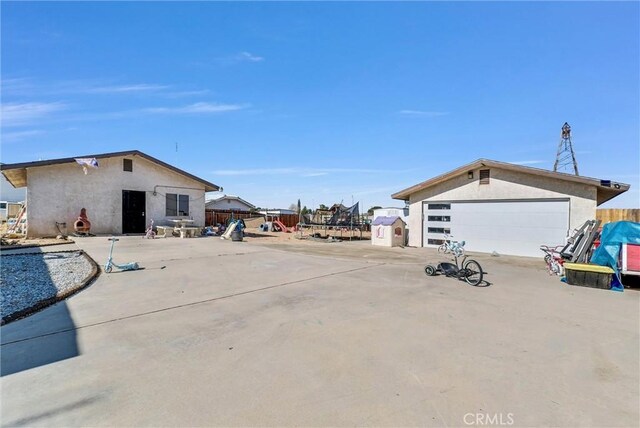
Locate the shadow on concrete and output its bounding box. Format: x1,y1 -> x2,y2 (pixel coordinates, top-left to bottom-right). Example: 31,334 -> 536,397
473,280 -> 492,287
1,304 -> 79,377
1,251 -> 80,377
4,395 -> 103,426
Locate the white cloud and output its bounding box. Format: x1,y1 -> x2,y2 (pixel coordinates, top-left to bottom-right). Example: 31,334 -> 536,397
210,52 -> 266,66
163,89 -> 211,98
86,84 -> 169,93
3,78 -> 213,101
1,77 -> 34,95
398,110 -> 449,117
142,102 -> 246,114
1,129 -> 44,142
237,51 -> 264,62
1,102 -> 67,126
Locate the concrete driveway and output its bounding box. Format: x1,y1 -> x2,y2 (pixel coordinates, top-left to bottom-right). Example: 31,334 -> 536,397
1,236 -> 638,427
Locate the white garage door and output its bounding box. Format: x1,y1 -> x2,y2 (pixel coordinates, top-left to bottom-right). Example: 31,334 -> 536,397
423,199 -> 570,257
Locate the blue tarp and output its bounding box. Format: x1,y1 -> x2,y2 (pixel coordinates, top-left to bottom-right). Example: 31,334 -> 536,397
590,221 -> 640,292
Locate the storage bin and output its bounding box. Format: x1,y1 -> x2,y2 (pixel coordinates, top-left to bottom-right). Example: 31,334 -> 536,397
564,263 -> 615,290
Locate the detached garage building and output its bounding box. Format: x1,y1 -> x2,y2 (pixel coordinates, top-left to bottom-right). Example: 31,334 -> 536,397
392,159 -> 629,257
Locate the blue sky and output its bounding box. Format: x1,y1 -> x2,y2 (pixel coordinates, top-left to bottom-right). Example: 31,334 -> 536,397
2,2 -> 638,209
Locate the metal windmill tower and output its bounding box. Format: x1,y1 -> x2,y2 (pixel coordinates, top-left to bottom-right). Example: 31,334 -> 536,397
553,122 -> 579,175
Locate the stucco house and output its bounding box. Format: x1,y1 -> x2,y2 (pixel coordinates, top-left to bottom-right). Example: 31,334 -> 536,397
0,150 -> 220,237
391,159 -> 629,257
205,195 -> 255,212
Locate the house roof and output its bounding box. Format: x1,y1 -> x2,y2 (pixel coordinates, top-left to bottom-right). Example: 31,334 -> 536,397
205,195 -> 256,209
0,150 -> 220,192
391,158 -> 629,206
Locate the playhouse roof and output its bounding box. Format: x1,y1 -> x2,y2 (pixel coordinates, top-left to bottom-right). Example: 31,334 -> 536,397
372,216 -> 404,226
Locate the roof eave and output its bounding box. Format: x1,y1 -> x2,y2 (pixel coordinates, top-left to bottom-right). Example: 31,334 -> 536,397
391,158 -> 631,201
0,150 -> 221,192
596,185 -> 630,206
1,169 -> 27,188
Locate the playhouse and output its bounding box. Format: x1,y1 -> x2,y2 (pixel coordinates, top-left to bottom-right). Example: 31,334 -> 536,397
371,216 -> 406,247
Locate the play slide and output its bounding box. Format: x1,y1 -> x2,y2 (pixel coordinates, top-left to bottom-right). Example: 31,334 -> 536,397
221,221 -> 237,240
273,219 -> 291,233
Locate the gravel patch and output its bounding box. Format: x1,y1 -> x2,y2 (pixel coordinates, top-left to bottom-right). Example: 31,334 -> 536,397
1,251 -> 97,323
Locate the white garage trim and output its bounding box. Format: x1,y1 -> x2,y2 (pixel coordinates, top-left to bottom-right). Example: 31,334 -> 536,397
422,198 -> 570,257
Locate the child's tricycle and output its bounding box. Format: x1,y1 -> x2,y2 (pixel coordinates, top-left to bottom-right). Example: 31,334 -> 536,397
424,255 -> 484,286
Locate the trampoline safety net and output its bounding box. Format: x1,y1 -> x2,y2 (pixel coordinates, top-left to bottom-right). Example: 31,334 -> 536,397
327,202 -> 360,226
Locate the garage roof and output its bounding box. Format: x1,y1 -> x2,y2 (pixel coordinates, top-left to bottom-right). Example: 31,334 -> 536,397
391,158 -> 629,206
0,150 -> 221,192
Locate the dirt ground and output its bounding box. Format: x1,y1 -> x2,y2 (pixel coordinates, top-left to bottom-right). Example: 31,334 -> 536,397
0,235 -> 73,250
0,225 -> 359,251
242,226 -> 372,244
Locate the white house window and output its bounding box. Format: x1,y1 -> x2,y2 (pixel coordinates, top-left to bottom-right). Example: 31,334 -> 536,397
123,159 -> 133,172
166,193 -> 190,216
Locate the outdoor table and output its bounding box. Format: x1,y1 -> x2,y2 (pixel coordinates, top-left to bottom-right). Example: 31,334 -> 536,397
170,219 -> 199,238
170,219 -> 195,228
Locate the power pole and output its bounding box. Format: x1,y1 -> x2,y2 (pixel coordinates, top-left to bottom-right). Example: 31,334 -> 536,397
553,122 -> 579,175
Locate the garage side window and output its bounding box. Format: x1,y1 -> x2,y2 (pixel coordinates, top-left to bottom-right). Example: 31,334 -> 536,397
428,227 -> 451,234
479,169 -> 490,184
427,203 -> 450,210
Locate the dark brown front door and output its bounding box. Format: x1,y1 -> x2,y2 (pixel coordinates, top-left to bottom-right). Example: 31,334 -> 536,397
122,190 -> 146,233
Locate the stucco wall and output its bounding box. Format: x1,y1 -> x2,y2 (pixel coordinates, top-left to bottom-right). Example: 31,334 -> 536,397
26,155 -> 207,237
406,167 -> 597,247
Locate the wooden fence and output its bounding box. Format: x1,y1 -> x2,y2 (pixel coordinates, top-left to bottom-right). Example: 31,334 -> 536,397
205,210 -> 260,226
205,210 -> 301,228
269,214 -> 300,228
596,209 -> 640,224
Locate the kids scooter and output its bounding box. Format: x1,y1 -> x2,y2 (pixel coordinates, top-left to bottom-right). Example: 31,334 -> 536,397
104,237 -> 139,273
